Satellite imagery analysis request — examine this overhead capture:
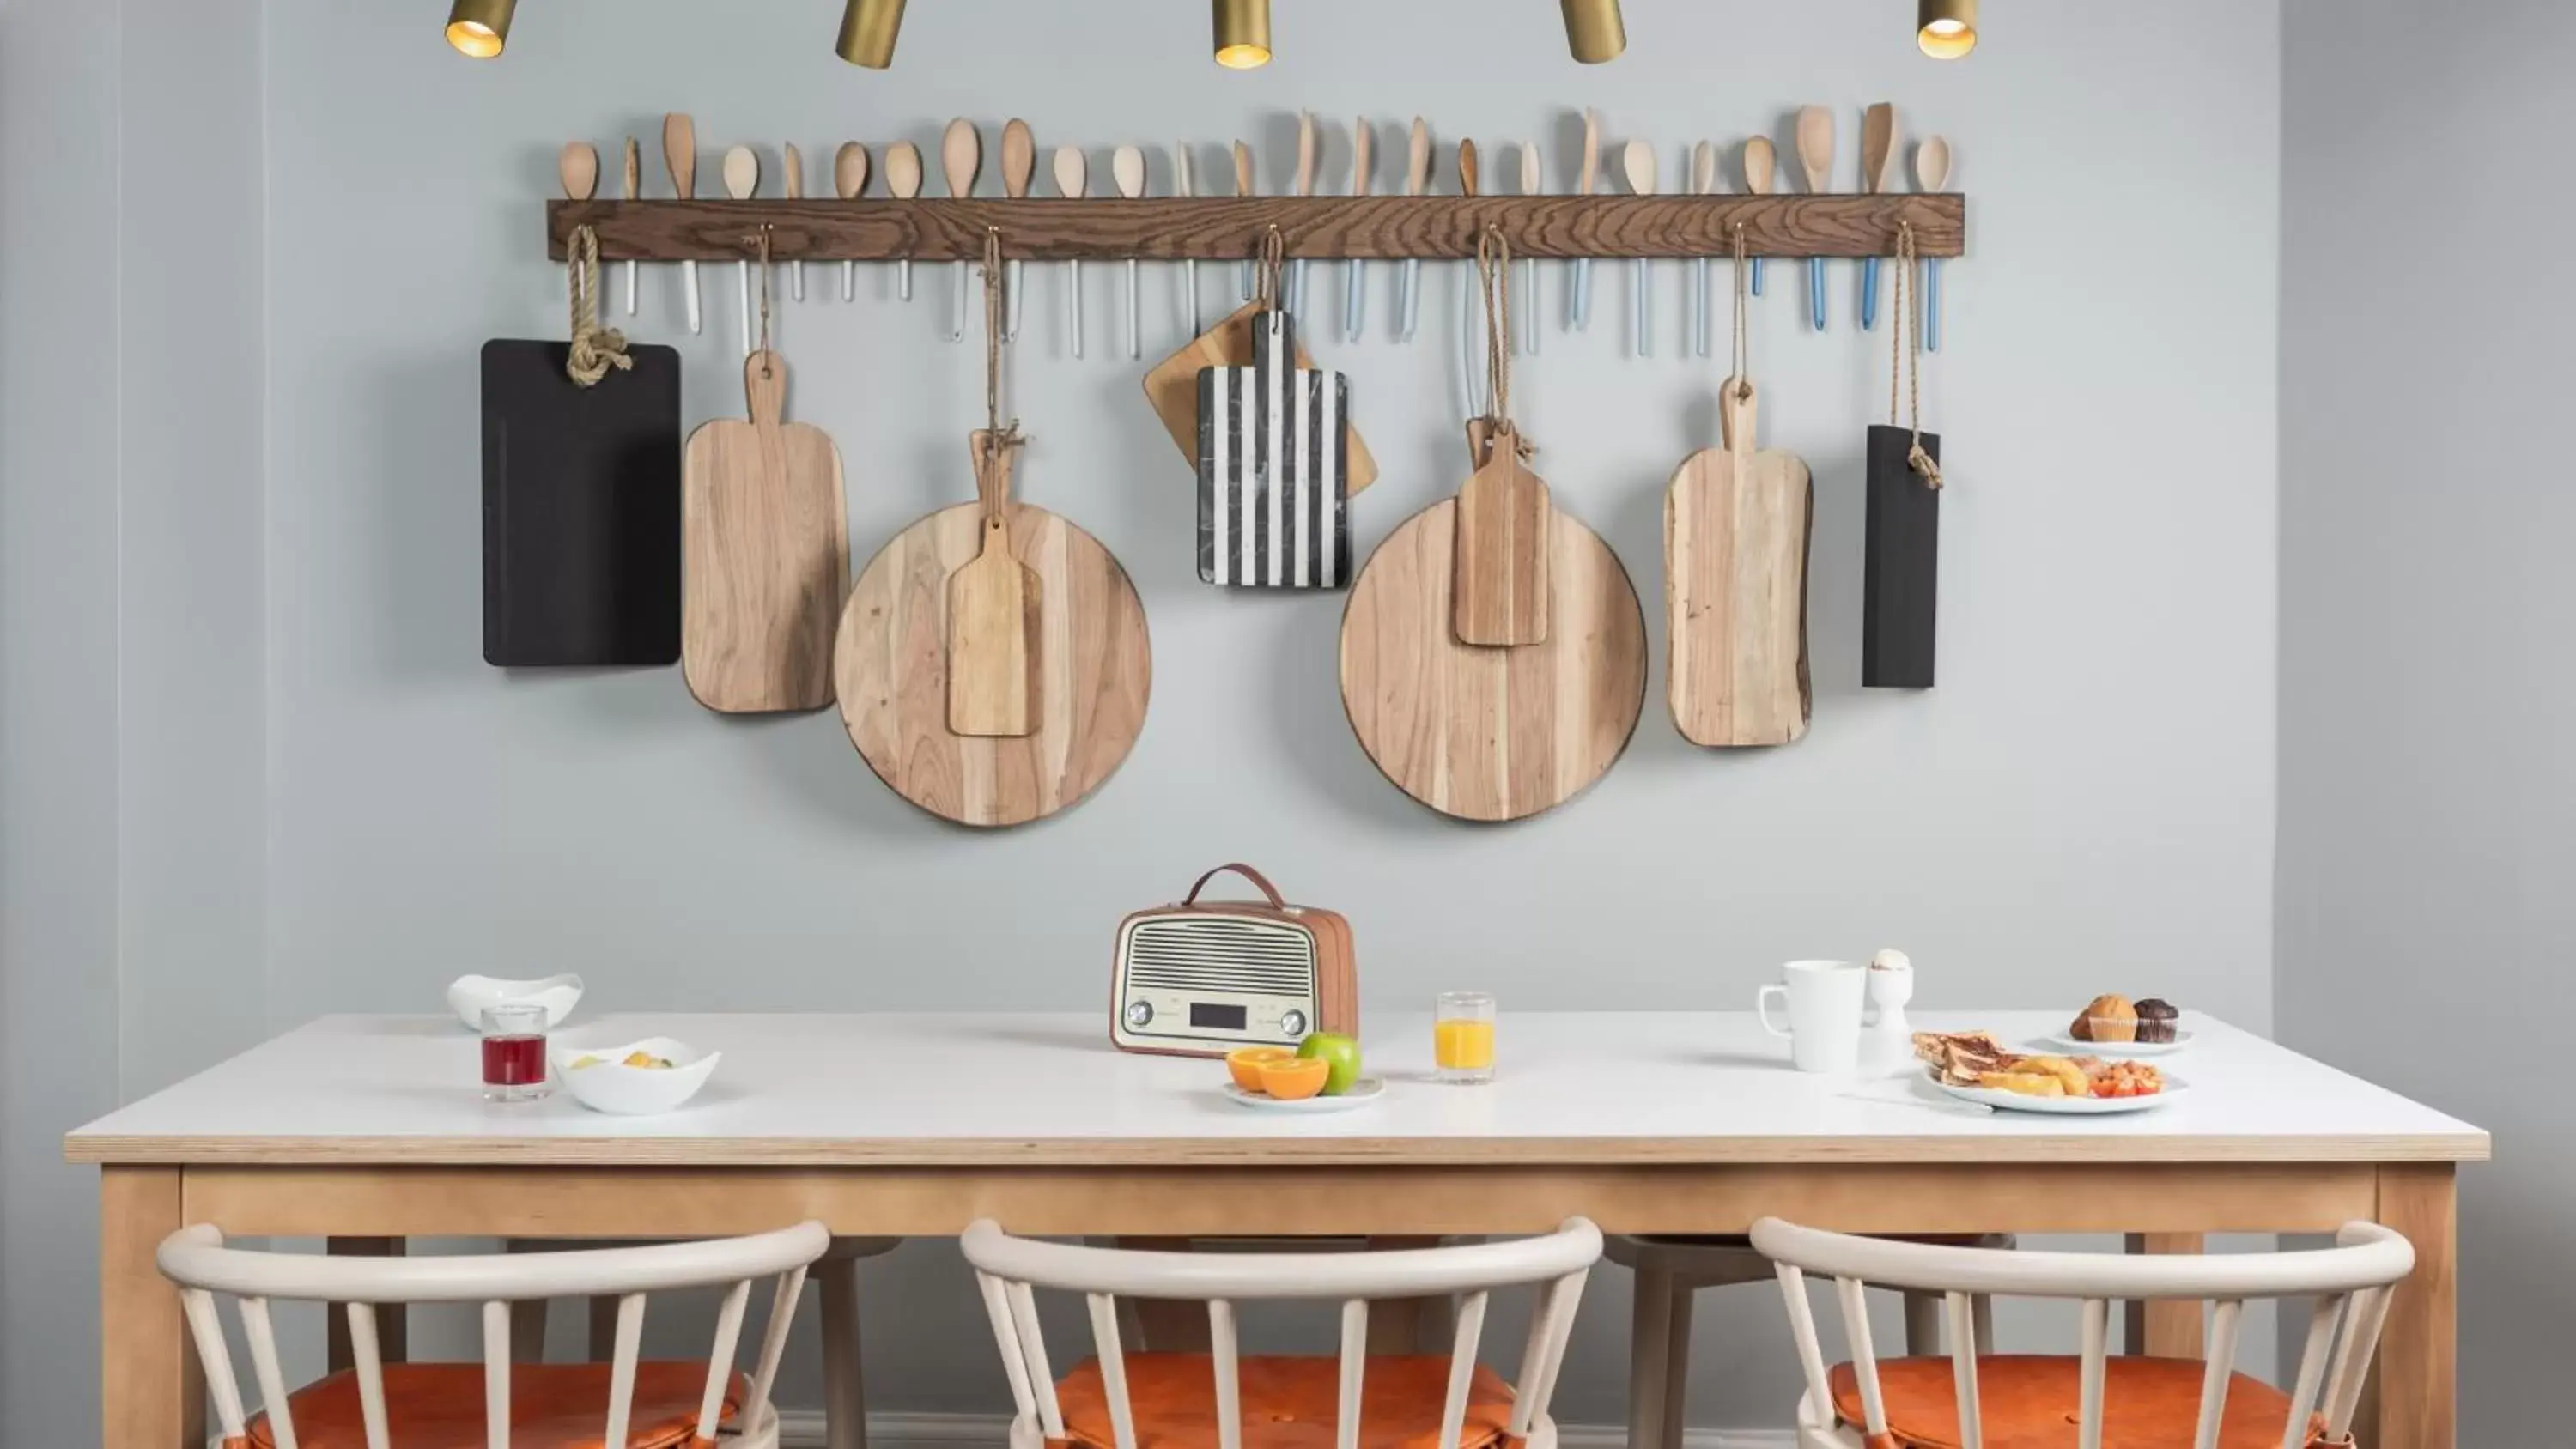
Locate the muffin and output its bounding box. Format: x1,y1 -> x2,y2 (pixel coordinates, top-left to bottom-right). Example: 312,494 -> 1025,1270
2071,993 -> 2137,1043
2133,998 -> 2180,1043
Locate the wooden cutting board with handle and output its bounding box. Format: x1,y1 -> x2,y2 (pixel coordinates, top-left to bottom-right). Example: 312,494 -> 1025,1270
837,440 -> 1151,828
1145,300 -> 1378,495
1453,421 -> 1551,646
682,350 -> 849,712
946,430 -> 1040,735
1341,424 -> 1645,822
1664,378 -> 1813,746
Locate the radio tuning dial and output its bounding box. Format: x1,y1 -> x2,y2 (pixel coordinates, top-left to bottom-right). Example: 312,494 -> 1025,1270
1124,1000 -> 1154,1029
1279,1009 -> 1308,1039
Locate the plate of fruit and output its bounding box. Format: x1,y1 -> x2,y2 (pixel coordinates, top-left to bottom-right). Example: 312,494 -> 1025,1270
2035,993 -> 2192,1055
1914,1031 -> 2182,1115
1221,1035 -> 1382,1113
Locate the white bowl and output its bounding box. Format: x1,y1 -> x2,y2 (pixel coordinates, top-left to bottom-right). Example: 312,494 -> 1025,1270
447,973 -> 585,1031
553,1037 -> 720,1116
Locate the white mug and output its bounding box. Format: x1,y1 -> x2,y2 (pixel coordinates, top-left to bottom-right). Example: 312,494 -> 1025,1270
1756,959 -> 1868,1073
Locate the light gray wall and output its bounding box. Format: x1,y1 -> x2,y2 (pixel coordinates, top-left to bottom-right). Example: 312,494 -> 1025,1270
0,0 -> 270,1442
2278,3 -> 2572,1442
2,0 -> 2287,1438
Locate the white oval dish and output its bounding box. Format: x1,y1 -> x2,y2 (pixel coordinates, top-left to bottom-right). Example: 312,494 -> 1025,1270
1221,1078 -> 1385,1113
2034,1029 -> 2194,1057
1935,1076 -> 2187,1115
448,973 -> 585,1031
554,1037 -> 720,1116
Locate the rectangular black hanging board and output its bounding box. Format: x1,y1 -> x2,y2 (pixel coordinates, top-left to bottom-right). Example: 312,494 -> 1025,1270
1862,424 -> 1941,688
481,339 -> 682,666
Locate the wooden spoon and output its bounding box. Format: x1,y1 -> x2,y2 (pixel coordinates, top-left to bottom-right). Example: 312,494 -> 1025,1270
834,142 -> 870,300
1690,139 -> 1718,356
1115,144 -> 1147,358
721,145 -> 761,357
1915,136 -> 1953,352
1290,112 -> 1317,313
1055,146 -> 1089,357
1518,139 -> 1543,355
662,114 -> 701,332
1742,135 -> 1777,296
1859,102 -> 1895,330
560,142 -> 598,309
1000,120 -> 1035,339
1346,120 -> 1374,339
1571,108 -> 1600,330
1232,139 -> 1255,299
1795,106 -> 1834,330
783,142 -> 806,301
621,136 -> 641,315
1400,118 -> 1431,340
884,141 -> 923,300
1176,142 -> 1200,335
1457,138 -> 1483,415
941,120 -> 981,343
1622,139 -> 1657,356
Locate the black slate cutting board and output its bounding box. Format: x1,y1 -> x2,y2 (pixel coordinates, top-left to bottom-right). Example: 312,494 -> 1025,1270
1862,423 -> 1941,688
481,339 -> 682,666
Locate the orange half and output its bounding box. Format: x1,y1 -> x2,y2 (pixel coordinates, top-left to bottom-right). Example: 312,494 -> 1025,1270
1255,1056 -> 1331,1100
1225,1046 -> 1294,1092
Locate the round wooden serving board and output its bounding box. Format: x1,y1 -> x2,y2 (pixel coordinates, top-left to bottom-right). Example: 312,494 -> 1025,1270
1340,498 -> 1646,822
837,501 -> 1151,828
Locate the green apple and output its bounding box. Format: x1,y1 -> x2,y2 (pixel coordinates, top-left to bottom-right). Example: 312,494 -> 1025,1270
1297,1032 -> 1363,1095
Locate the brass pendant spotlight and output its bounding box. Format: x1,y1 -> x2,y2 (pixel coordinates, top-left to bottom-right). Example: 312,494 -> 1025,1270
836,0 -> 907,68
1212,0 -> 1271,69
1918,0 -> 1978,58
444,0 -> 514,58
1560,0 -> 1625,64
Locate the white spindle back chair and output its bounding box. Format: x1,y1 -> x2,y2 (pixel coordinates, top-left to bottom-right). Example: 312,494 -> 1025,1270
962,1218 -> 1603,1449
158,1220 -> 830,1449
1748,1219 -> 2414,1449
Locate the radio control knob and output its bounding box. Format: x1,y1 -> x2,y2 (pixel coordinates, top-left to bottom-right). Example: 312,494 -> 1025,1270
1124,1000 -> 1154,1029
1279,1009 -> 1308,1039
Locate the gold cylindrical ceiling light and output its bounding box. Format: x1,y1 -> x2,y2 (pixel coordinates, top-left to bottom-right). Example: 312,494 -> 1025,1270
1561,0 -> 1625,64
444,0 -> 515,58
1918,0 -> 1978,58
1212,0 -> 1271,69
836,0 -> 907,68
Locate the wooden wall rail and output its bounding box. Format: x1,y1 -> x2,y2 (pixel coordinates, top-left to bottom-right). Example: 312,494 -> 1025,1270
546,195 -> 1965,263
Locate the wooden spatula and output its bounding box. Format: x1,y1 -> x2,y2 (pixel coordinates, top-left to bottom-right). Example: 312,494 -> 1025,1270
1664,379 -> 1813,746
1455,419 -> 1552,647
947,429 -> 1040,737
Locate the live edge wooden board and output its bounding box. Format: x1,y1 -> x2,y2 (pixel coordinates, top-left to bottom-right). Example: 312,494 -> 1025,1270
546,195 -> 1966,262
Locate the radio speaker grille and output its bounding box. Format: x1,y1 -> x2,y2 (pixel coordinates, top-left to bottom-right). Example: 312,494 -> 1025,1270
1126,918 -> 1315,996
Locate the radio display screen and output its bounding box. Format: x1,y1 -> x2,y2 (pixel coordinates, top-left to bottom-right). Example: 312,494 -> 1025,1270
1189,1003 -> 1249,1031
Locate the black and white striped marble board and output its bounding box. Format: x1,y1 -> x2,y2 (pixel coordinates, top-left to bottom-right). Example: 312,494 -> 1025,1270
1195,309 -> 1351,589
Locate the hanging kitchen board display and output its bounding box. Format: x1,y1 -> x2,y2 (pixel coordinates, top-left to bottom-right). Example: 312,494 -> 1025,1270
480,220 -> 681,669
1665,236 -> 1814,748
1145,295 -> 1378,495
838,242 -> 1151,828
680,244 -> 851,715
1341,233 -> 1645,822
1195,250 -> 1352,588
1864,223 -> 1943,689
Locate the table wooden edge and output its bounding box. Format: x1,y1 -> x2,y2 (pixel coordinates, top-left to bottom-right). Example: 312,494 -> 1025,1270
62,1131 -> 2493,1167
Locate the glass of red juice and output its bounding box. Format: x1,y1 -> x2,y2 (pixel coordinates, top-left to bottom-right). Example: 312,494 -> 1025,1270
479,1003 -> 551,1101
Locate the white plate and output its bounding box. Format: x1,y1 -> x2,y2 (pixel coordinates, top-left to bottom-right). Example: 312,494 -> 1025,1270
2033,1029 -> 2194,1057
1935,1075 -> 2187,1115
553,1037 -> 719,1115
1221,1078 -> 1386,1113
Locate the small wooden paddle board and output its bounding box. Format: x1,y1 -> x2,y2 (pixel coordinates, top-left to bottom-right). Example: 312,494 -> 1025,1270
681,351 -> 849,712
1664,379 -> 1813,747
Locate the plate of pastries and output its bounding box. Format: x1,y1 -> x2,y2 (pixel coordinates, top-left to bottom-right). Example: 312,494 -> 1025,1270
1914,1031 -> 2184,1115
2037,993 -> 2191,1055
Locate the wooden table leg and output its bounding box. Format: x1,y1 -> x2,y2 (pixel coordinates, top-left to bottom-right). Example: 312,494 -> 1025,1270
101,1166 -> 201,1449
2366,1164 -> 2456,1449
324,1237 -> 406,1371
2123,1233 -> 2206,1358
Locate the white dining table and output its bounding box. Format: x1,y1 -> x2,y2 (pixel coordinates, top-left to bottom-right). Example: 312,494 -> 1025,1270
70,1010 -> 2485,1449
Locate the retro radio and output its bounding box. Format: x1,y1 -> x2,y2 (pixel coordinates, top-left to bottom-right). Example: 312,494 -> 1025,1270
1110,864 -> 1358,1057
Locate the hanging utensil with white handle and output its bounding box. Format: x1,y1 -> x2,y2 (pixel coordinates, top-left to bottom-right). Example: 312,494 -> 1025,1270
1055,146 -> 1088,358
1176,142 -> 1201,336
620,137 -> 640,316
1345,120 -> 1373,341
834,142 -> 870,302
1114,145 -> 1146,358
663,114 -> 701,334
1623,140 -> 1656,358
884,141 -> 922,301
1691,140 -> 1716,357
1518,140 -> 1542,355
1000,120 -> 1035,341
1456,139 -> 1485,416
1233,141 -> 1256,300
941,119 -> 981,344
721,145 -> 761,356
1291,112 -> 1316,315
1916,136 -> 1953,351
1570,108 -> 1599,332
1398,118 -> 1430,341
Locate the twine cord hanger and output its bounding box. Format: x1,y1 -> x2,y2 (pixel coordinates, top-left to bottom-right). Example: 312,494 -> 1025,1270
563,224 -> 632,386
1889,221 -> 1942,488
1251,227 -> 1285,311
1729,223 -> 1752,400
754,225 -> 775,376
977,227 -> 1024,510
1473,226 -> 1531,459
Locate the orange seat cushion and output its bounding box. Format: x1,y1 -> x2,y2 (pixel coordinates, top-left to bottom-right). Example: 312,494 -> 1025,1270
244,1362 -> 746,1449
1830,1357 -> 2335,1449
1054,1353 -> 1519,1449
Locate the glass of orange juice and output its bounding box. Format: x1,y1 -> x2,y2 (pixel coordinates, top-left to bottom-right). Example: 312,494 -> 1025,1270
1433,991 -> 1497,1084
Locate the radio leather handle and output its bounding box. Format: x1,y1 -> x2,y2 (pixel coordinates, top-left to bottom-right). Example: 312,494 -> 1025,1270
1182,863 -> 1289,909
